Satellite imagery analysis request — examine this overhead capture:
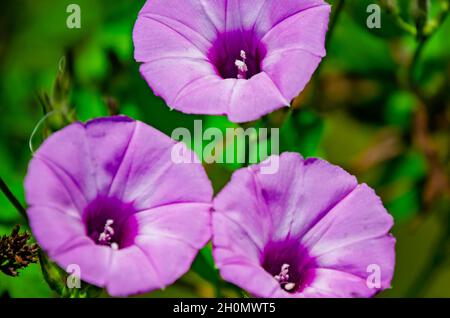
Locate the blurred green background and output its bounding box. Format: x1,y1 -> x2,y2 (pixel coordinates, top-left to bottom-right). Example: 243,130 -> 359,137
0,0 -> 449,297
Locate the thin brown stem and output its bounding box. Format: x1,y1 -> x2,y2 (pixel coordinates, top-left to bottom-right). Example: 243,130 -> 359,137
326,0 -> 345,45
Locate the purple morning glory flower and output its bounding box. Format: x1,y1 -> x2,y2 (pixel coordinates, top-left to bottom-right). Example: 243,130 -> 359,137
212,153 -> 395,297
24,116 -> 213,296
133,0 -> 330,123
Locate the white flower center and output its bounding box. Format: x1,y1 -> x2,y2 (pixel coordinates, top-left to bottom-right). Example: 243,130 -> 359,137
274,263 -> 296,291
235,50 -> 248,79
98,219 -> 119,250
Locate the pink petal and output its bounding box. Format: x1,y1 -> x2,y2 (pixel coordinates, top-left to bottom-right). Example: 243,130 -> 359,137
215,260 -> 281,298
27,206 -> 87,256
260,4 -> 330,57
213,168 -> 272,250
314,236 -> 396,290
302,184 -> 394,254
25,117 -> 139,213
53,243 -> 113,288
130,202 -> 212,288
252,153 -> 358,241
300,268 -> 375,298
107,121 -> 213,211
227,73 -> 290,122
139,0 -> 223,40
169,75 -> 235,116
262,49 -> 322,102
134,202 -> 212,249
253,0 -> 328,35
25,159 -> 84,213
139,59 -> 218,110
133,14 -> 210,63
83,117 -> 137,196
213,212 -> 263,267
134,235 -> 198,288
26,123 -> 96,210
106,246 -> 162,296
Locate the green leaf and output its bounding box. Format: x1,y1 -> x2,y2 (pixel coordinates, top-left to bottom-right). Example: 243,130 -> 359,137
326,13 -> 396,73
280,109 -> 324,157
0,248 -> 54,298
385,91 -> 418,129
73,89 -> 109,121
191,245 -> 221,287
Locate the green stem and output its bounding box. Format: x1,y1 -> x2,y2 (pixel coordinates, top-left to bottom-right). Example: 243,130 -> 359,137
310,0 -> 346,110
408,39 -> 428,98
315,0 -> 345,74
425,0 -> 449,36
0,177 -> 27,219
378,0 -> 417,36
408,0 -> 449,98
396,19 -> 418,36
414,0 -> 429,39
406,213 -> 450,297
326,0 -> 345,44
405,0 -> 450,297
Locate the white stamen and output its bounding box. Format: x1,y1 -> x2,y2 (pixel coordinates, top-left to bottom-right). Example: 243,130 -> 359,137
235,49 -> 248,79
235,60 -> 247,70
274,263 -> 296,292
98,219 -> 119,250
98,233 -> 107,242
284,282 -> 296,291
240,50 -> 246,60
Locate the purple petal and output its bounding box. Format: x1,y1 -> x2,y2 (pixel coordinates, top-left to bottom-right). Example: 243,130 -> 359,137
313,236 -> 396,291
213,213 -> 263,267
227,72 -> 290,122
133,0 -> 330,123
130,203 -> 212,288
213,168 -> 272,250
25,117 -> 137,213
24,116 -> 213,296
25,159 -> 84,213
107,122 -> 213,211
83,117 -> 137,196
214,259 -> 281,298
302,184 -> 394,253
134,14 -> 211,63
262,49 -> 322,103
260,4 -> 330,99
27,206 -> 87,256
53,243 -> 113,288
301,184 -> 395,279
257,2 -> 329,54
25,123 -> 97,211
212,152 -> 395,298
252,0 -> 328,35
250,153 -> 358,241
138,0 -> 222,41
141,66 -> 231,115
106,246 -> 162,296
300,268 -> 374,298
134,203 -> 212,250
134,236 -> 198,289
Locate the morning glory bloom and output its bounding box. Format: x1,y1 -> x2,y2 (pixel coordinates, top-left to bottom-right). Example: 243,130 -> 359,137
24,116 -> 213,296
133,0 -> 330,123
212,153 -> 395,297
